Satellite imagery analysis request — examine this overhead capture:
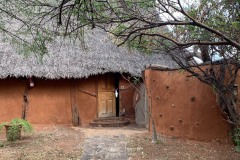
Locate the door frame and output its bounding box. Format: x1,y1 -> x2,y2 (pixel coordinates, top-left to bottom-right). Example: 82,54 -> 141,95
96,73 -> 119,118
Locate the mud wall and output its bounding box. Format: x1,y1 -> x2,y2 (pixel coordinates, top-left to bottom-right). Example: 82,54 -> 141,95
0,78 -> 74,124
144,69 -> 231,143
27,79 -> 72,124
119,77 -> 136,119
0,78 -> 97,125
76,77 -> 97,126
134,85 -> 147,126
0,75 -> 136,125
0,78 -> 25,121
76,75 -> 137,125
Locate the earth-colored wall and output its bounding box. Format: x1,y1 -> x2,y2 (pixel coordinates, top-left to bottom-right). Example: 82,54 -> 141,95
144,69 -> 231,143
134,85 -> 147,126
0,78 -> 25,122
0,78 -> 80,124
76,75 -> 137,124
119,78 -> 136,119
77,77 -> 97,126
27,79 -> 72,124
0,75 -> 136,125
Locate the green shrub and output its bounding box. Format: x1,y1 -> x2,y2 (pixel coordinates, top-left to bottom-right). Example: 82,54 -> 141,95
0,118 -> 33,141
233,128 -> 240,152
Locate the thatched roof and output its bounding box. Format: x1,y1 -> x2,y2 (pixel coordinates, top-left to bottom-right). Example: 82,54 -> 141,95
0,29 -> 177,79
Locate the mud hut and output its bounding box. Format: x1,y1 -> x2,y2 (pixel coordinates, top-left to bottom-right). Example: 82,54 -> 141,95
0,29 -> 175,126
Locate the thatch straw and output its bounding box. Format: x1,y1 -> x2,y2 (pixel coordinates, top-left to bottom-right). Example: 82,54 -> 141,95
0,29 -> 177,79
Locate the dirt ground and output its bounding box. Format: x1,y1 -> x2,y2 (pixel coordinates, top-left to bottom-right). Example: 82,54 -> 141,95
0,125 -> 84,160
127,134 -> 240,160
0,124 -> 239,160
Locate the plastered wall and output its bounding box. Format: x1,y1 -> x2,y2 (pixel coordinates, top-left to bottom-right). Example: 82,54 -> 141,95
0,78 -> 25,122
77,77 -> 97,126
119,78 -> 136,119
27,79 -> 72,124
0,75 -> 136,125
144,69 -> 231,143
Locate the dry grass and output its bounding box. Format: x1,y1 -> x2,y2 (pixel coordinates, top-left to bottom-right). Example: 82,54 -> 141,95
0,125 -> 239,160
0,125 -> 83,160
127,133 -> 240,160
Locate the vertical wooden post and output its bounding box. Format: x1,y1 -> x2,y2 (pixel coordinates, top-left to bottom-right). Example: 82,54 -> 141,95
95,78 -> 98,118
22,81 -> 30,120
70,79 -> 81,126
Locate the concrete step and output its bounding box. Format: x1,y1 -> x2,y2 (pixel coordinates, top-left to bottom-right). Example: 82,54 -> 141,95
90,117 -> 129,127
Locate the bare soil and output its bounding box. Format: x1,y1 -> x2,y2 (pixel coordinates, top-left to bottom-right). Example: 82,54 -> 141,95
127,133 -> 240,160
0,125 -> 83,160
0,124 -> 239,160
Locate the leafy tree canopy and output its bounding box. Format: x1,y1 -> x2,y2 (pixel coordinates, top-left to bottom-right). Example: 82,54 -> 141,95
0,0 -> 239,52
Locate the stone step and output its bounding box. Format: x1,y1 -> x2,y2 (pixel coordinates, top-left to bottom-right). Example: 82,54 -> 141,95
93,117 -> 124,122
89,119 -> 129,127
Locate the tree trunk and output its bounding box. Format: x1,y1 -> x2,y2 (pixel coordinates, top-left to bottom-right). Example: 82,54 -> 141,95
199,45 -> 211,62
151,120 -> 158,143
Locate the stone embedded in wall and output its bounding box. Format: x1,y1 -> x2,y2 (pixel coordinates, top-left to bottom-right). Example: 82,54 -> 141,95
171,104 -> 175,108
179,119 -> 183,123
159,114 -> 163,117
170,126 -> 174,131
190,96 -> 196,102
156,96 -> 160,100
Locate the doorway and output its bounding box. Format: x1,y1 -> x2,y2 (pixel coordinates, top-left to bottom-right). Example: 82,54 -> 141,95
97,73 -> 119,118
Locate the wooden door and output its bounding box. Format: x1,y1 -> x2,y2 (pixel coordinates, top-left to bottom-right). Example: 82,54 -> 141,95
98,74 -> 116,117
